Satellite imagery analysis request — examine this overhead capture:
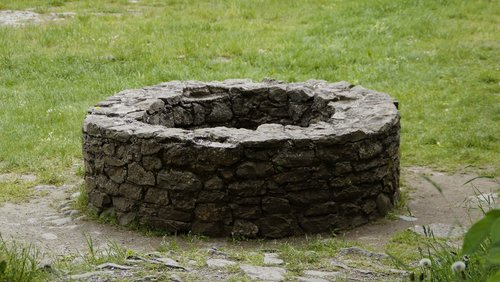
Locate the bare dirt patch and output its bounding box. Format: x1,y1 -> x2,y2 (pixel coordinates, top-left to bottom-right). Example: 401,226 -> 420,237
0,10 -> 75,27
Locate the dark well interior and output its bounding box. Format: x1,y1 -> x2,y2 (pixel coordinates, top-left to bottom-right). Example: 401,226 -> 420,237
143,86 -> 334,130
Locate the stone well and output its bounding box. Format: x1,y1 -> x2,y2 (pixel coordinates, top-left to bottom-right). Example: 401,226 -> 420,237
82,79 -> 400,238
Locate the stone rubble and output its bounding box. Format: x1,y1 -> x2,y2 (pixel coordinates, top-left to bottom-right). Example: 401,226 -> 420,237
263,252 -> 284,266
32,207 -> 408,282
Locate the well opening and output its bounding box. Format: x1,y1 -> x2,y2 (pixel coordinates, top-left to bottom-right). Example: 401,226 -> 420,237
83,79 -> 400,238
142,85 -> 332,130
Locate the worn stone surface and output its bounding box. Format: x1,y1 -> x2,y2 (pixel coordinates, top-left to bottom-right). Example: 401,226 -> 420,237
240,264 -> 286,281
264,253 -> 284,265
302,270 -> 340,279
206,258 -> 237,268
83,79 -> 400,238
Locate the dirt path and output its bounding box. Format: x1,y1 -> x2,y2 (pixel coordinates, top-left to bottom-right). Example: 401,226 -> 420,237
0,167 -> 497,281
0,167 -> 497,256
342,167 -> 498,249
0,183 -> 163,257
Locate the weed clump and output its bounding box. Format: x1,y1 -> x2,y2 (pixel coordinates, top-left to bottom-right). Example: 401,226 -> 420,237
0,236 -> 45,282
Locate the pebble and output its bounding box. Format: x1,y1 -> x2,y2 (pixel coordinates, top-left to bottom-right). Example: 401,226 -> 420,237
263,253 -> 284,265
240,265 -> 286,281
338,247 -> 388,260
43,215 -> 60,221
60,206 -> 72,213
297,277 -> 330,282
49,224 -> 78,230
70,210 -> 80,217
38,257 -> 53,269
48,217 -> 72,226
71,192 -> 81,200
41,233 -> 58,240
97,262 -> 135,270
151,257 -> 188,271
75,215 -> 87,221
69,270 -> 114,280
207,247 -> 229,257
397,215 -> 418,222
170,274 -> 183,282
58,200 -> 73,210
206,258 -> 237,268
329,259 -> 350,270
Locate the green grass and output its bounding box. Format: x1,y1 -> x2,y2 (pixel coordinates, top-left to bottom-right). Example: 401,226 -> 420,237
386,230 -> 428,264
0,237 -> 46,282
0,0 -> 498,179
0,181 -> 33,203
385,229 -> 499,281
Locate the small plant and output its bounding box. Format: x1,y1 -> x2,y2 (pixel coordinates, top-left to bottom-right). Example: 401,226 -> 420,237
73,183 -> 89,212
0,259 -> 6,276
158,238 -> 180,253
83,233 -> 98,265
81,234 -> 130,265
403,178 -> 500,281
0,236 -> 45,282
461,208 -> 500,281
403,235 -> 488,281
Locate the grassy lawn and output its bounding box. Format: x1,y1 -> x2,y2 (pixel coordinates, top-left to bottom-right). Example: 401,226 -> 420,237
0,0 -> 498,181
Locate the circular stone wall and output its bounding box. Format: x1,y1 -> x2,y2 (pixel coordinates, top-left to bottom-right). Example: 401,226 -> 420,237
83,79 -> 400,238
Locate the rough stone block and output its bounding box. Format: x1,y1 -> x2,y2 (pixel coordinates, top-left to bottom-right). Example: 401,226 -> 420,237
262,197 -> 291,214
128,163 -> 155,186
158,170 -> 201,191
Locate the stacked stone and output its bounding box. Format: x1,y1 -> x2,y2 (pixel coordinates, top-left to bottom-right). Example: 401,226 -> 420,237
83,79 -> 400,238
